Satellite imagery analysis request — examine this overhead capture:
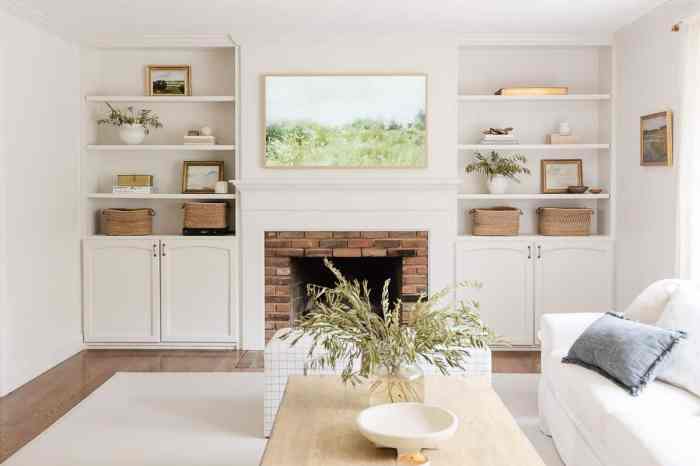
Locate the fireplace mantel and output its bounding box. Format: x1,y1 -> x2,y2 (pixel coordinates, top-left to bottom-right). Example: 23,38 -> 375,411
230,177 -> 463,192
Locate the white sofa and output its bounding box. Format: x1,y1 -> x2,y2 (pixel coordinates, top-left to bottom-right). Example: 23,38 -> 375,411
539,312 -> 700,466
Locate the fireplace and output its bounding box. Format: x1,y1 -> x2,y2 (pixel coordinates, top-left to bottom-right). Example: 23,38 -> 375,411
264,231 -> 428,342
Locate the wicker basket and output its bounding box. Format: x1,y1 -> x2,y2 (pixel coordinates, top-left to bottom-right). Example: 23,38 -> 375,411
537,207 -> 593,236
101,208 -> 154,236
469,207 -> 522,236
183,202 -> 227,229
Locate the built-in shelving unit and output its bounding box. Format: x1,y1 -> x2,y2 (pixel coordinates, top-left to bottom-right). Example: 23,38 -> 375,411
456,193 -> 609,200
457,94 -> 611,102
458,144 -> 609,151
87,193 -> 236,200
86,144 -> 235,151
86,95 -> 234,103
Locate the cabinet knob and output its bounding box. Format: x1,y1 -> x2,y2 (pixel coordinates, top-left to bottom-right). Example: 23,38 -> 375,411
161,243 -> 167,257
537,245 -> 542,259
152,244 -> 157,258
528,246 -> 532,259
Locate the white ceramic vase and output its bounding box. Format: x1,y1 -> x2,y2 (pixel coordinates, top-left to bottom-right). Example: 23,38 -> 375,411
119,124 -> 146,145
487,175 -> 510,194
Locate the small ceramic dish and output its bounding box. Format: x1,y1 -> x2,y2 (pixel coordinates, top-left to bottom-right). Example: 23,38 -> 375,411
567,185 -> 589,194
589,188 -> 603,194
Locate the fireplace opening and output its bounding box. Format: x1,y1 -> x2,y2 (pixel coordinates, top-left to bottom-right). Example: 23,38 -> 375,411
290,257 -> 403,320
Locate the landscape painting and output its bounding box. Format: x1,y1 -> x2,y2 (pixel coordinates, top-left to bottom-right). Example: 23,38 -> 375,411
147,65 -> 191,96
264,75 -> 427,168
641,111 -> 673,166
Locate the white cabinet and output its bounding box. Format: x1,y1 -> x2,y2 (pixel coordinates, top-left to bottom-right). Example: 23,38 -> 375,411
161,240 -> 237,342
83,239 -> 161,342
83,237 -> 238,345
456,238 -> 613,348
456,240 -> 534,345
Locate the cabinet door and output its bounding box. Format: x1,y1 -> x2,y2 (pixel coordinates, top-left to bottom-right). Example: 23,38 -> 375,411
83,239 -> 161,342
456,240 -> 534,346
160,239 -> 237,343
534,240 -> 613,333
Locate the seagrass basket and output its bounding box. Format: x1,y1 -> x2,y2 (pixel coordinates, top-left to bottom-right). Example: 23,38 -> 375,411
469,207 -> 522,236
183,202 -> 227,229
537,207 -> 593,236
101,208 -> 155,236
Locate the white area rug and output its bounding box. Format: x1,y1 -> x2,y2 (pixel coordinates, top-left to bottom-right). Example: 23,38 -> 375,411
3,372 -> 563,466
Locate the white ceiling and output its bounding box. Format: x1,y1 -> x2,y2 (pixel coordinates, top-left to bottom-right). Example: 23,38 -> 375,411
2,0 -> 669,44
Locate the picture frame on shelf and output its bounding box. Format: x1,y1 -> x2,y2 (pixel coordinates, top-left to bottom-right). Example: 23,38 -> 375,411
541,159 -> 583,194
640,111 -> 673,166
146,65 -> 192,96
182,161 -> 224,194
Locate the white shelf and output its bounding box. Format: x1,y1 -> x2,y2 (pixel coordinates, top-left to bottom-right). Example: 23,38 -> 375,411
457,94 -> 611,102
458,144 -> 609,151
457,234 -> 613,241
457,193 -> 609,200
87,193 -> 236,200
86,234 -> 236,240
86,96 -> 234,103
87,145 -> 235,151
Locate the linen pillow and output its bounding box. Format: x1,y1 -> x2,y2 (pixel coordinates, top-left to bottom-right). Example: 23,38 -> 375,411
562,313 -> 686,396
656,283 -> 700,397
624,279 -> 682,324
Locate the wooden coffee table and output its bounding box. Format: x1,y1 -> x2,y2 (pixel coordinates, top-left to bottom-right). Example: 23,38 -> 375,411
261,375 -> 546,466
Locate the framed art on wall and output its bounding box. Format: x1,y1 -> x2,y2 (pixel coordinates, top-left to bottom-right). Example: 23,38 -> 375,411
640,111 -> 673,166
263,74 -> 427,168
541,159 -> 583,193
181,161 -> 224,193
146,65 -> 192,96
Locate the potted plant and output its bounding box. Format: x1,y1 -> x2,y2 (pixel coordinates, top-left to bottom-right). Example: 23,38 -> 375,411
97,103 -> 163,145
282,259 -> 496,406
465,151 -> 531,194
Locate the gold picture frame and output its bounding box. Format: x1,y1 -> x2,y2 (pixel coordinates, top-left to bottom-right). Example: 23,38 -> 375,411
146,65 -> 192,96
640,111 -> 673,166
181,161 -> 224,194
541,159 -> 583,194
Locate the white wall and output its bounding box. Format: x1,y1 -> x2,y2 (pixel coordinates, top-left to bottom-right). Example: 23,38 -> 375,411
614,0 -> 700,309
0,9 -> 82,396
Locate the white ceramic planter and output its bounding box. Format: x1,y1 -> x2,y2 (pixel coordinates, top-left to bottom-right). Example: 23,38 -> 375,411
487,175 -> 510,194
119,124 -> 146,145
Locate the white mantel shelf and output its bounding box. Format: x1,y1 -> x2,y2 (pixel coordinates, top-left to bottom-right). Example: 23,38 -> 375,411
230,178 -> 464,191
87,193 -> 236,200
86,96 -> 234,103
87,145 -> 235,151
458,94 -> 611,102
458,144 -> 609,151
457,193 -> 610,200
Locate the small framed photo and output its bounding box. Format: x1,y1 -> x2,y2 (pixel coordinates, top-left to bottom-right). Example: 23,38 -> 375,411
641,111 -> 673,166
181,161 -> 224,193
541,159 -> 583,194
146,65 -> 191,96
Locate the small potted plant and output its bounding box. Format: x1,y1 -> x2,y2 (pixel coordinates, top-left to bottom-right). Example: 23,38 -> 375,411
465,151 -> 531,194
282,259 -> 496,406
97,103 -> 163,145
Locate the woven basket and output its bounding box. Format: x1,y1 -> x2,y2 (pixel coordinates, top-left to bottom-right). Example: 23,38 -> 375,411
537,207 -> 593,236
469,207 -> 522,236
183,202 -> 227,229
101,208 -> 154,236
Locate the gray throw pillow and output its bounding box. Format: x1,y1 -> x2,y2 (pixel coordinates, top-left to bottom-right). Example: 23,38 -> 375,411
562,313 -> 686,396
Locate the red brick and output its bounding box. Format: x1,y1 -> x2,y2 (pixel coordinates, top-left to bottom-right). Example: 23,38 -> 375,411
362,231 -> 389,239
305,231 -> 333,239
417,231 -> 429,238
276,267 -> 291,276
268,312 -> 291,322
275,303 -> 290,313
388,248 -> 417,257
374,239 -> 401,248
362,248 -> 387,257
333,248 -> 362,257
265,285 -> 276,296
265,303 -> 275,313
290,239 -> 319,248
265,257 -> 290,267
319,239 -> 348,248
402,285 -> 419,294
265,239 -> 291,248
276,286 -> 290,297
333,231 -> 361,239
404,274 -> 427,285
264,248 -> 274,257
401,239 -> 428,248
416,248 -> 428,256
264,267 -> 276,276
275,248 -> 304,257
305,248 -> 332,257
265,232 -> 278,238
403,266 -> 418,275
266,296 -> 288,304
348,239 -> 374,248
278,231 -> 305,239
403,257 -> 428,265
416,285 -> 427,294
389,231 -> 417,238
415,265 -> 428,274
266,276 -> 290,286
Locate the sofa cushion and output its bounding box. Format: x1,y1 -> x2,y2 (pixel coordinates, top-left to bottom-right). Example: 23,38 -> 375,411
562,313 -> 686,395
624,279 -> 683,324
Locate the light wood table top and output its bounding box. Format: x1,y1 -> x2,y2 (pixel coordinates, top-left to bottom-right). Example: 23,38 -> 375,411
261,375 -> 546,466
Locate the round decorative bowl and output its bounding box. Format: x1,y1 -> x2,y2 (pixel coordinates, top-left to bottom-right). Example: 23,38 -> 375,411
567,185 -> 589,194
589,187 -> 603,194
356,403 -> 458,457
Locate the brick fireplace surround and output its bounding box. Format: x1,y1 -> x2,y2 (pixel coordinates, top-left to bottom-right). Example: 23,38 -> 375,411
264,230 -> 428,342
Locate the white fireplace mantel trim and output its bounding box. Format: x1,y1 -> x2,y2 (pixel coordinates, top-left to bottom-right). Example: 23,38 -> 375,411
230,178 -> 463,192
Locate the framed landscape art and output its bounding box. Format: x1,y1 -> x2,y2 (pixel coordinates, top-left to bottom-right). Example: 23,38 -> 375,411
640,111 -> 673,166
263,74 -> 427,168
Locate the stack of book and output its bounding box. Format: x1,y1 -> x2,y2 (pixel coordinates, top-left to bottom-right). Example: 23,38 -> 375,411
495,87 -> 568,96
481,133 -> 519,145
184,135 -> 216,145
112,174 -> 153,194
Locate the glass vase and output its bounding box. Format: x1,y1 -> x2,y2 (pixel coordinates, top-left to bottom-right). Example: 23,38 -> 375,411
369,362 -> 425,406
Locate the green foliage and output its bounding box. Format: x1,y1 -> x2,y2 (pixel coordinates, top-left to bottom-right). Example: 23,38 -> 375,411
265,115 -> 425,167
465,151 -> 531,182
280,258 -> 497,386
97,103 -> 164,134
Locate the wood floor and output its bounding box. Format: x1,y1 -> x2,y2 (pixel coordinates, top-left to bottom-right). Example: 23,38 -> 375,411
0,349 -> 538,463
